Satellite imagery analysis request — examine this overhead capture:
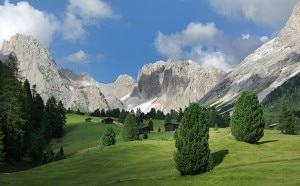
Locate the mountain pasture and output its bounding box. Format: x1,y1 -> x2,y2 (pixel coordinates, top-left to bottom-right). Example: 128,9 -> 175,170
0,114 -> 299,185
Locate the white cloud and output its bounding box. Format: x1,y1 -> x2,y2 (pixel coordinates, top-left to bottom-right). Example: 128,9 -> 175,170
155,22 -> 223,61
208,0 -> 298,28
154,22 -> 267,72
260,36 -> 269,43
65,50 -> 90,64
64,50 -> 104,64
62,0 -> 118,41
242,34 -> 250,40
0,0 -> 118,47
0,1 -> 59,48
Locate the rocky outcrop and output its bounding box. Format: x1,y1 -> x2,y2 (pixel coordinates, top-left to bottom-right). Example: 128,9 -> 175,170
1,34 -> 73,106
200,1 -> 300,109
0,34 -> 131,111
125,59 -> 226,112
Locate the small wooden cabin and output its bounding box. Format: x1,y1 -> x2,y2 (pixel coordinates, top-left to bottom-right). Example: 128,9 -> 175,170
269,123 -> 278,130
164,122 -> 179,131
101,118 -> 114,124
85,118 -> 92,122
141,126 -> 151,133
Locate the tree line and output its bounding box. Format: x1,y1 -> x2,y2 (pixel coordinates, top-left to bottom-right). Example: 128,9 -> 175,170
0,55 -> 66,167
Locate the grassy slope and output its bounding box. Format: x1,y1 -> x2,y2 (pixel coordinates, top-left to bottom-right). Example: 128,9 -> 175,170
0,114 -> 299,185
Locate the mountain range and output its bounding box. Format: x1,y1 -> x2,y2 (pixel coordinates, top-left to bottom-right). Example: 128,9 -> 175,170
1,2 -> 300,113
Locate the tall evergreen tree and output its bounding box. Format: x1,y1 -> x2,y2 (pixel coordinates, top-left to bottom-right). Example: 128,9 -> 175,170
100,109 -> 106,117
118,110 -> 128,123
148,120 -> 154,131
22,79 -> 34,154
0,55 -> 26,160
278,100 -> 298,135
177,108 -> 183,122
101,126 -> 116,146
147,108 -> 156,119
122,113 -> 139,141
165,113 -> 172,124
58,101 -> 66,126
174,103 -> 213,175
230,91 -> 264,144
31,93 -> 44,129
41,96 -> 64,140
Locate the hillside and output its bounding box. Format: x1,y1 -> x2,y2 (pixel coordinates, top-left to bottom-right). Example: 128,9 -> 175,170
200,2 -> 300,110
263,73 -> 300,124
0,114 -> 299,185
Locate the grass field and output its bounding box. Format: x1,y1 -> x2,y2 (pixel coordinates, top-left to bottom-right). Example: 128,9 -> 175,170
0,114 -> 300,185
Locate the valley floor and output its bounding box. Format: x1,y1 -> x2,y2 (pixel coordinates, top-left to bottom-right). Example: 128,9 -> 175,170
0,114 -> 299,185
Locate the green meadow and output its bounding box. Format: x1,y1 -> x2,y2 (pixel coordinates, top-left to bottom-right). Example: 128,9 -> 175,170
0,114 -> 299,185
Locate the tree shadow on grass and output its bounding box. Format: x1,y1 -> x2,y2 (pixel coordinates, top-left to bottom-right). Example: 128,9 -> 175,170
64,124 -> 80,135
257,140 -> 279,145
212,149 -> 229,168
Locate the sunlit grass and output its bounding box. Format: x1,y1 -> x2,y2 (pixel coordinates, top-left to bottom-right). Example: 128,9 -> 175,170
0,114 -> 299,185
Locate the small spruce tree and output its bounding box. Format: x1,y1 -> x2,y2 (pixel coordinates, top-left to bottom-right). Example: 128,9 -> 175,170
101,126 -> 116,146
158,127 -> 161,133
174,103 -> 213,175
230,91 -> 264,144
143,132 -> 148,140
54,146 -> 66,161
122,113 -> 139,141
148,120 -> 154,131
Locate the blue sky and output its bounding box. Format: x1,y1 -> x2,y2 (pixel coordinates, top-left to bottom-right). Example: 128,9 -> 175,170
0,0 -> 299,83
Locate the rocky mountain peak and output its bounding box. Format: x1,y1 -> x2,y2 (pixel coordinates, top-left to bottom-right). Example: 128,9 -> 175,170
274,1 -> 300,47
201,1 -> 300,109
114,74 -> 136,85
124,59 -> 226,112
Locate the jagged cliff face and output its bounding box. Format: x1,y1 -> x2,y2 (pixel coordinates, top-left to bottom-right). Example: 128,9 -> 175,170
1,34 -> 73,106
124,60 -> 226,112
200,1 -> 300,108
0,34 -> 135,111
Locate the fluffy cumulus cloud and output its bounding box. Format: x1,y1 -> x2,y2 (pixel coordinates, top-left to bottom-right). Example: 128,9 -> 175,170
0,0 -> 117,47
62,0 -> 118,40
64,50 -> 104,64
208,0 -> 298,28
155,22 -> 268,72
65,50 -> 90,64
0,0 -> 59,48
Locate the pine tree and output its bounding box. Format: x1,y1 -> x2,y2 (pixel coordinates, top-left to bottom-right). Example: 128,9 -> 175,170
0,55 -> 26,160
29,133 -> 44,165
174,103 -> 213,175
118,110 -> 128,123
22,79 -> 34,154
177,108 -> 183,122
58,101 -> 66,126
100,109 -> 106,117
230,91 -> 264,144
41,96 -> 64,140
148,120 -> 154,131
122,113 -> 139,141
278,100 -> 298,135
54,146 -> 66,161
143,132 -> 148,140
165,113 -> 172,124
101,126 -> 116,146
31,93 -> 44,129
41,109 -> 52,141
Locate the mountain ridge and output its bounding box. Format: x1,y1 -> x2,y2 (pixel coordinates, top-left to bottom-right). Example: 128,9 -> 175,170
200,1 -> 300,109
